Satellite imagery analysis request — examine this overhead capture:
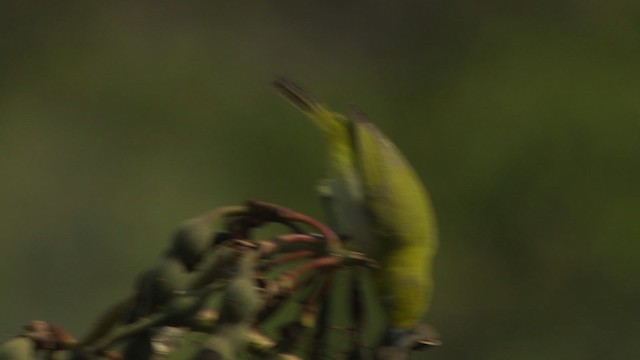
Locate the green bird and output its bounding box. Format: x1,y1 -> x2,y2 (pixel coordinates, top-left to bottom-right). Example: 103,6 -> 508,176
274,79 -> 439,345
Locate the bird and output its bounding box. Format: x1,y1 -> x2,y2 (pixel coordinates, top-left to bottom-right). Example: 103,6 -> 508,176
274,78 -> 439,354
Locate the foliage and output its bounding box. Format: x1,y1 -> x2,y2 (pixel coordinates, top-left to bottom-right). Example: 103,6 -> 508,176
1,201 -> 437,359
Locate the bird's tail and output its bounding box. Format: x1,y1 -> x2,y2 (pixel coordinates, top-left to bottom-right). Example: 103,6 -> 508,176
273,78 -> 348,140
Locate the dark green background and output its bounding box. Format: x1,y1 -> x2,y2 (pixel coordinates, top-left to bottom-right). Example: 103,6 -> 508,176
1,1 -> 639,359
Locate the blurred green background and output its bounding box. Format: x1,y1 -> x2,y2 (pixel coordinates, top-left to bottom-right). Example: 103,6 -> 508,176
1,1 -> 639,359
